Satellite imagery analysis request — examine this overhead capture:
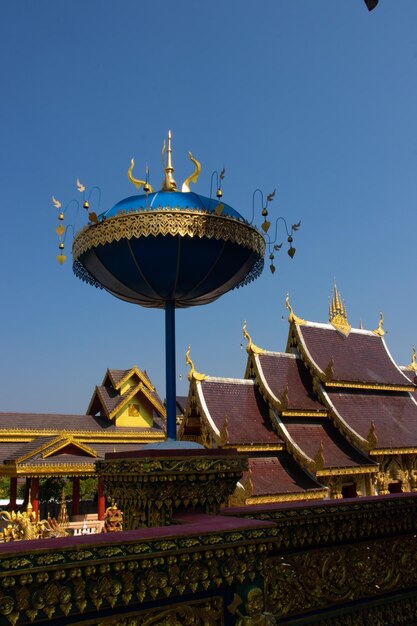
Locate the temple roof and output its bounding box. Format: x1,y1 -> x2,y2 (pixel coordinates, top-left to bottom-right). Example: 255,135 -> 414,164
293,323 -> 413,389
324,390 -> 417,451
197,378 -> 282,446
254,352 -> 325,412
247,454 -> 326,497
279,418 -> 377,471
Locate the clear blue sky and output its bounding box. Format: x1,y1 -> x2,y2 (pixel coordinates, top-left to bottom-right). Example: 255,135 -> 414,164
1,1 -> 417,413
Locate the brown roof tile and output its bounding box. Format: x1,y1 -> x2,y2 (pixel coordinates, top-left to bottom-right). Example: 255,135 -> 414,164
96,385 -> 127,416
0,443 -> 39,464
257,353 -> 325,411
108,369 -> 130,385
199,379 -> 282,446
325,390 -> 417,449
282,419 -> 374,469
247,454 -> 325,496
3,437 -> 56,462
297,325 -> 412,387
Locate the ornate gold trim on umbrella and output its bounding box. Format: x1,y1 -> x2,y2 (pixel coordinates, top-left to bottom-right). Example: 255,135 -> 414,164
73,210 -> 265,260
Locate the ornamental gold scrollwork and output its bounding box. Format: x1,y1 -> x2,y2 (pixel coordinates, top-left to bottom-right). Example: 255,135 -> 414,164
97,455 -> 247,528
265,535 -> 417,619
73,210 -> 265,260
96,596 -> 223,625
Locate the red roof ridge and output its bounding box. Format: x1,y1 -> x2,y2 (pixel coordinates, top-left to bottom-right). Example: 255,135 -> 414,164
203,376 -> 255,385
259,351 -> 297,359
301,320 -> 377,336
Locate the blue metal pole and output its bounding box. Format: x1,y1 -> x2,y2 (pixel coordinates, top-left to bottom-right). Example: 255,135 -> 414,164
165,300 -> 177,440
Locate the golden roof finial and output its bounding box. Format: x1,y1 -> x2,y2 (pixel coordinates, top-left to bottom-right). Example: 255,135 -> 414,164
372,312 -> 385,337
406,346 -> 417,372
242,321 -> 265,355
285,294 -> 306,326
162,130 -> 177,191
329,283 -> 351,336
185,346 -> 206,382
334,283 -> 341,312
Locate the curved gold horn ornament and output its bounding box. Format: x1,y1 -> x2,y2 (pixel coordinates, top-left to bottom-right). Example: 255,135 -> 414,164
128,158 -> 154,192
182,152 -> 201,192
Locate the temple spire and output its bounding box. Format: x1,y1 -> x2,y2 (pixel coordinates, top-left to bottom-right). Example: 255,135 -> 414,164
162,130 -> 177,191
329,283 -> 351,337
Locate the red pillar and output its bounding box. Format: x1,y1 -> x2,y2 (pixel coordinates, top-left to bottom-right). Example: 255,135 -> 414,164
97,478 -> 105,521
23,477 -> 31,509
31,477 -> 39,521
72,477 -> 80,516
9,477 -> 17,511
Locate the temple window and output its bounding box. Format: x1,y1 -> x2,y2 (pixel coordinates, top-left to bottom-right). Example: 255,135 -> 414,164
341,484 -> 357,498
388,482 -> 402,494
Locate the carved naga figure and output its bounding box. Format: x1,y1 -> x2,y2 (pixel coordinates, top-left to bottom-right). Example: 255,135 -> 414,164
0,502 -> 67,542
0,508 -> 39,541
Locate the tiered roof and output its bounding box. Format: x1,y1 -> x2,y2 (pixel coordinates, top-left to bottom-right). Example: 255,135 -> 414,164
180,287 -> 417,503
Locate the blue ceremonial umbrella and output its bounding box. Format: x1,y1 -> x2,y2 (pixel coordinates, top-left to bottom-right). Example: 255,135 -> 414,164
73,133 -> 265,439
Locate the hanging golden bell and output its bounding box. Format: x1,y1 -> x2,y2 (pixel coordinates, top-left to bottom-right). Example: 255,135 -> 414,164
144,183 -> 151,193
216,188 -> 223,198
58,212 -> 64,220
83,200 -> 89,209
262,208 -> 268,217
59,242 -> 64,250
